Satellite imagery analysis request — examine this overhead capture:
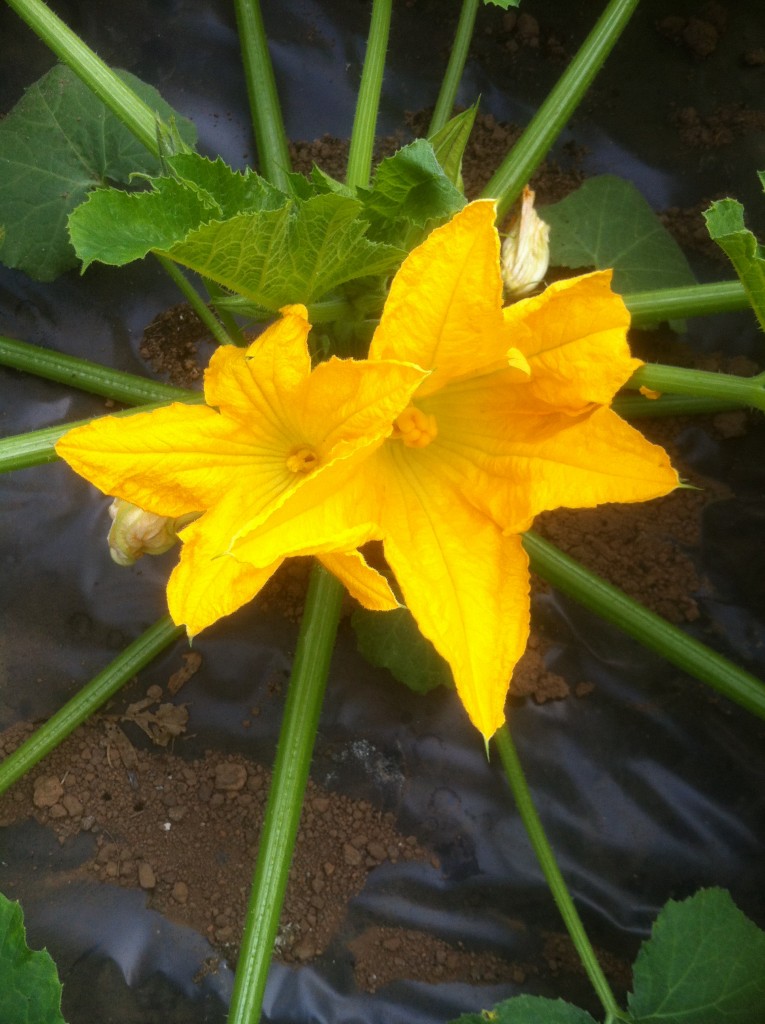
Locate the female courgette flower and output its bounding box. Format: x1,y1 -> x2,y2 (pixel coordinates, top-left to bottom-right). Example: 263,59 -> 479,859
224,201 -> 680,739
55,305 -> 427,633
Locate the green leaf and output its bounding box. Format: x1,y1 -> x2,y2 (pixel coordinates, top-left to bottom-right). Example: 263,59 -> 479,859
428,104 -> 479,191
703,183 -> 765,333
483,0 -> 521,9
351,606 -> 454,694
450,995 -> 598,1024
0,63 -> 196,281
69,153 -> 286,267
629,888 -> 765,1024
542,175 -> 696,296
0,893 -> 67,1024
359,139 -> 466,247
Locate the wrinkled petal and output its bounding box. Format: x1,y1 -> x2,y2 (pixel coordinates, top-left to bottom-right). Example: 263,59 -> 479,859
318,551 -> 399,611
503,271 -> 639,411
55,403 -> 271,518
426,377 -> 679,532
370,201 -> 517,395
377,444 -> 531,739
168,515 -> 280,636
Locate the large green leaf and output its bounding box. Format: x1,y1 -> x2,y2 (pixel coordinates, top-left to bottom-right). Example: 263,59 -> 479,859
0,64 -> 196,281
629,888 -> 765,1023
352,606 -> 454,694
704,180 -> 765,333
542,175 -> 696,295
450,995 -> 598,1024
0,893 -> 67,1024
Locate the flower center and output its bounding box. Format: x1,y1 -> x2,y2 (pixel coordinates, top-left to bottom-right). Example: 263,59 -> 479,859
393,405 -> 437,449
286,446 -> 319,473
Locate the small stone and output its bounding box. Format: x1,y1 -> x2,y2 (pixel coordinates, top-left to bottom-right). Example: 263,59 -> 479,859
62,793 -> 84,817
33,776 -> 64,808
48,803 -> 67,819
366,841 -> 387,863
138,862 -> 156,889
343,843 -> 362,866
168,805 -> 187,821
293,939 -> 316,961
215,926 -> 233,943
323,862 -> 335,877
214,762 -> 247,791
172,881 -> 189,904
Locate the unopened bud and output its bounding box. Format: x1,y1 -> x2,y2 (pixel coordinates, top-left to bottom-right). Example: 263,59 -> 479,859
107,498 -> 181,566
501,186 -> 550,299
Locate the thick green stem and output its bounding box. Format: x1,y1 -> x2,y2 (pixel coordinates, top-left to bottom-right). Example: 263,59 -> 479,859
624,279 -> 749,325
483,0 -> 639,220
427,0 -> 479,136
613,393 -> 738,418
0,617 -> 182,795
0,335 -> 197,406
523,531 -> 765,721
227,566 -> 344,1024
630,363 -> 765,412
346,0 -> 392,190
0,400 -> 202,475
233,0 -> 292,191
494,726 -> 623,1020
5,0 -> 162,157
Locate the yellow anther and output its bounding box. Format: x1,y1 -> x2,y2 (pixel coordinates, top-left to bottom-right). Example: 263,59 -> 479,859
286,446 -> 319,473
393,405 -> 438,449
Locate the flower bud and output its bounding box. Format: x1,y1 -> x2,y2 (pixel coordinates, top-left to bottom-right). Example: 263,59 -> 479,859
501,186 -> 550,299
107,498 -> 182,566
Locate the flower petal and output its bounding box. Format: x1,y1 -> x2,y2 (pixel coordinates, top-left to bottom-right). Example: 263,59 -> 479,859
168,515 -> 280,636
55,403 -> 276,518
318,551 -> 399,611
370,200 -> 514,395
377,445 -> 531,739
504,271 -> 639,411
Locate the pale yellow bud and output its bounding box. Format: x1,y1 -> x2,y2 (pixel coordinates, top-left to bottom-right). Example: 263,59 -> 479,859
107,498 -> 181,566
501,186 -> 551,299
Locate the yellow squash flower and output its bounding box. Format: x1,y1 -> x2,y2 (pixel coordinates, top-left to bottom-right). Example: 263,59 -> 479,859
225,201 -> 680,739
55,304 -> 427,633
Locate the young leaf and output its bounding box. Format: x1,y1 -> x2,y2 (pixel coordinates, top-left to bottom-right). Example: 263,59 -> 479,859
483,0 -> 521,8
352,606 -> 454,694
450,995 -> 598,1024
703,182 -> 765,333
0,893 -> 67,1024
359,139 -> 466,246
541,175 -> 696,296
428,104 -> 479,191
0,64 -> 196,281
628,888 -> 765,1024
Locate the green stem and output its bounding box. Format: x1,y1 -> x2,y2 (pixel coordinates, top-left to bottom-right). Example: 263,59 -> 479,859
483,0 -> 639,220
494,726 -> 622,1020
624,279 -> 750,325
630,364 -> 765,412
5,0 -> 162,157
0,617 -> 182,795
0,400 -> 203,475
233,0 -> 292,191
523,531 -> 765,721
227,565 -> 344,1024
346,0 -> 392,190
613,393 -> 739,418
427,0 -> 479,136
154,256 -> 236,348
0,335 -> 197,406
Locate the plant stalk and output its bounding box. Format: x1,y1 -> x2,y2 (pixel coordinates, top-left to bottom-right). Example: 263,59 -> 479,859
0,617 -> 182,795
5,0 -> 162,156
494,726 -> 622,1020
483,0 -> 639,220
227,565 -> 345,1024
428,0 -> 480,136
0,335 -> 198,406
154,256 -> 237,347
624,279 -> 749,325
233,0 -> 292,191
346,0 -> 392,190
523,531 -> 765,721
630,363 -> 765,412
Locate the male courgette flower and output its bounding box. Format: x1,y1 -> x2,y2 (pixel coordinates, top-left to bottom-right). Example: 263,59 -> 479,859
55,305 -> 427,632
223,201 -> 680,738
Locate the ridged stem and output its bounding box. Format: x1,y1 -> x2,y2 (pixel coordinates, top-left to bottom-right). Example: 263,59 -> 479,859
346,0 -> 392,190
427,0 -> 480,136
